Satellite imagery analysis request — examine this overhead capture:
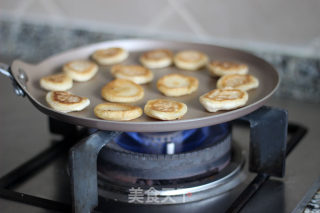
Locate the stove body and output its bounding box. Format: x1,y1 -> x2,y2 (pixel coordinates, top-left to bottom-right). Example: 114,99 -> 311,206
0,105 -> 312,213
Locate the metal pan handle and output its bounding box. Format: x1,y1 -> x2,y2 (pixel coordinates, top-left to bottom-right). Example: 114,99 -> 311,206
0,62 -> 25,97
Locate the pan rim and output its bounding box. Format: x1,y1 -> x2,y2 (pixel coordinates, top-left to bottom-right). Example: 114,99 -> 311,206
11,39 -> 279,132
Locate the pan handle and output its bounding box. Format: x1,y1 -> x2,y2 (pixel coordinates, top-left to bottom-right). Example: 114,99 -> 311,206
0,62 -> 25,96
0,63 -> 11,78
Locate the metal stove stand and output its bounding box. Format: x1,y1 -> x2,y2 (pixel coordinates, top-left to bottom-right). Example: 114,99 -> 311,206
0,107 -> 307,213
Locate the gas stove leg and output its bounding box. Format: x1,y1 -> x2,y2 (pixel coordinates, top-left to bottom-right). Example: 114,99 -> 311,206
69,131 -> 121,213
240,106 -> 288,177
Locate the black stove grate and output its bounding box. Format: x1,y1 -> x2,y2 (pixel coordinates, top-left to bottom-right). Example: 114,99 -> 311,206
226,123 -> 308,213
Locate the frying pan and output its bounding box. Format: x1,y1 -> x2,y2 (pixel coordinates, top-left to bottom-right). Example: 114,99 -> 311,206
0,39 -> 279,132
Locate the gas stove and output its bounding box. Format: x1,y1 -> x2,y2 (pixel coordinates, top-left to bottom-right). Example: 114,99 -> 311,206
0,103 -> 314,213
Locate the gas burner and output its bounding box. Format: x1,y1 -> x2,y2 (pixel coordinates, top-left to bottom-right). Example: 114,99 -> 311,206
98,145 -> 245,204
98,124 -> 232,180
95,123 -> 245,204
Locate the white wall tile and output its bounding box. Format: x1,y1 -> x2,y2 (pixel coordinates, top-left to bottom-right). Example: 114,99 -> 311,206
54,0 -> 168,27
184,0 -> 320,45
0,0 -> 320,57
0,0 -> 22,10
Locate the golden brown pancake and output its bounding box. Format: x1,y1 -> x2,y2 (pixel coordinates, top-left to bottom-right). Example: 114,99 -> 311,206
101,79 -> 144,103
144,99 -> 187,120
140,49 -> 173,69
199,88 -> 248,112
174,50 -> 208,70
207,61 -> 248,77
110,64 -> 154,84
46,91 -> 90,112
63,60 -> 98,82
157,73 -> 198,97
92,47 -> 128,65
40,73 -> 73,91
217,74 -> 259,91
94,102 -> 142,121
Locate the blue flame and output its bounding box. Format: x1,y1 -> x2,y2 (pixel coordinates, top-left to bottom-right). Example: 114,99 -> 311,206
114,123 -> 230,154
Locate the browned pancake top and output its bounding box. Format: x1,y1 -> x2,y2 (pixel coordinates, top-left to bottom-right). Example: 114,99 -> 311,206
53,91 -> 84,104
204,89 -> 245,101
142,49 -> 172,61
210,61 -> 247,71
220,74 -> 252,88
95,47 -> 123,57
157,73 -> 198,89
44,73 -> 68,83
101,79 -> 143,97
147,99 -> 184,112
111,65 -> 149,76
64,60 -> 96,74
176,51 -> 205,63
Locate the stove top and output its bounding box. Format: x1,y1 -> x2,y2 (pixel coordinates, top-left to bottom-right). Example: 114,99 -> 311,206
1,72 -> 320,213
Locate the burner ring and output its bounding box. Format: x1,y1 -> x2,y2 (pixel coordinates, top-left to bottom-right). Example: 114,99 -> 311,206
98,144 -> 245,204
98,131 -> 231,180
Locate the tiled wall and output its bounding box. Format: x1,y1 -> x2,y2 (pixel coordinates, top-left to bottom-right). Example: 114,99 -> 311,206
1,0 -> 320,58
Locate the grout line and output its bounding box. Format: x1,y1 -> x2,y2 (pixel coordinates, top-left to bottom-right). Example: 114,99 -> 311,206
12,0 -> 34,17
167,0 -> 208,39
39,0 -> 66,22
145,2 -> 174,30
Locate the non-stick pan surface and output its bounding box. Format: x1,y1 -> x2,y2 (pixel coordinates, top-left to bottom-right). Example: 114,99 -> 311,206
10,39 -> 279,132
